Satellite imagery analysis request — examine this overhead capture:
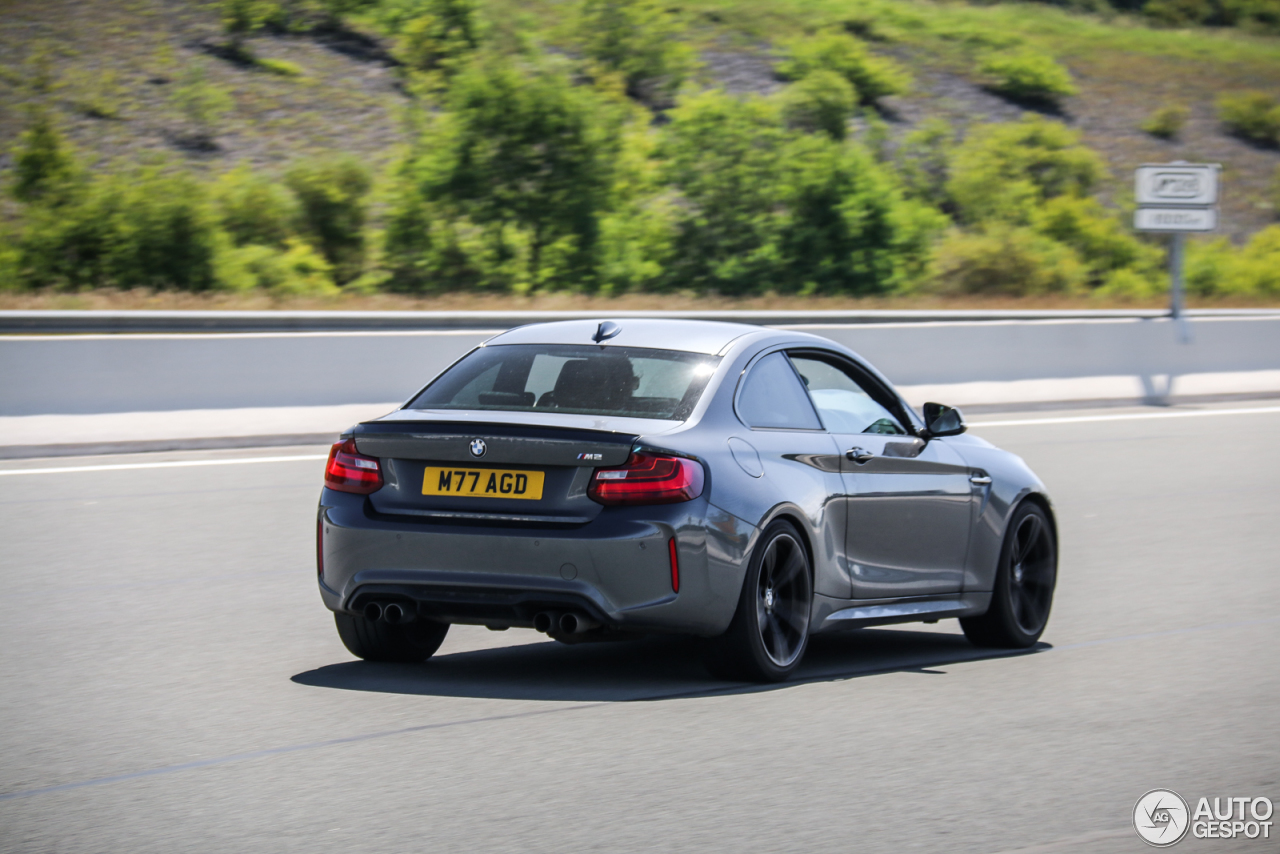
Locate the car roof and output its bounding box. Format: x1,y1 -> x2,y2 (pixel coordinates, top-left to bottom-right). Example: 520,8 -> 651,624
483,319 -> 765,356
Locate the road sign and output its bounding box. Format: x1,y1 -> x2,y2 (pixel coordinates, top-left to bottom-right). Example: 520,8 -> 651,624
1134,207 -> 1217,232
1135,163 -> 1219,206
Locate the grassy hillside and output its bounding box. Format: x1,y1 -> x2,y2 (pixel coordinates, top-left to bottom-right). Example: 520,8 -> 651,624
1,0 -> 1279,304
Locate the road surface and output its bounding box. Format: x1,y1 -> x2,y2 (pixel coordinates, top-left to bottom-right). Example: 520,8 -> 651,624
2,402 -> 1278,853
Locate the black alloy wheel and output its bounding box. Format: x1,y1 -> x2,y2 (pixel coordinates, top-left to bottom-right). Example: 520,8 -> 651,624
705,520 -> 813,682
961,501 -> 1057,649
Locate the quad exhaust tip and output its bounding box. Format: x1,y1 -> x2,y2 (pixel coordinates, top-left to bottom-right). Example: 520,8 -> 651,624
559,612 -> 599,634
362,601 -> 415,624
533,611 -> 556,634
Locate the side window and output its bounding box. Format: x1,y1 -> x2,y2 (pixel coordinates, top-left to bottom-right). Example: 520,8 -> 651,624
737,352 -> 822,430
788,355 -> 905,435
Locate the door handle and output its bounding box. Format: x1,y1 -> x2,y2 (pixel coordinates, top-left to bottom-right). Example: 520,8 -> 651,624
969,475 -> 992,485
846,447 -> 874,464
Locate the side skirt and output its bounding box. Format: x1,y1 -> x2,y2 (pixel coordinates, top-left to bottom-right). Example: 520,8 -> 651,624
811,592 -> 992,633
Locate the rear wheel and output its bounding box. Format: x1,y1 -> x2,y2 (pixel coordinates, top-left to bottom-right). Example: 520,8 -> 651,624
961,501 -> 1056,648
704,520 -> 813,682
334,613 -> 450,663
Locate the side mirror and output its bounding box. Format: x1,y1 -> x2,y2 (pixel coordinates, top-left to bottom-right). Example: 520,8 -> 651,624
922,402 -> 966,438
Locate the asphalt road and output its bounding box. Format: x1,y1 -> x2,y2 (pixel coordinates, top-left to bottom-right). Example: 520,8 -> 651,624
2,403 -> 1278,854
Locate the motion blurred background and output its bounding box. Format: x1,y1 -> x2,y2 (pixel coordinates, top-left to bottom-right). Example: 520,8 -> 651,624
2,3 -> 1279,853
1,0 -> 1279,308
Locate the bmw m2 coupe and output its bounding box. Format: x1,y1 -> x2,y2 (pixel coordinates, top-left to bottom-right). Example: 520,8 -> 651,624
317,319 -> 1057,681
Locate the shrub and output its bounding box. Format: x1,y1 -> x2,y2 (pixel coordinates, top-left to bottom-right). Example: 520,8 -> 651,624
285,156 -> 373,284
576,0 -> 695,104
777,31 -> 909,104
895,118 -> 954,209
977,51 -> 1077,106
1218,91 -> 1280,146
1032,196 -> 1162,286
215,240 -> 337,294
255,57 -> 304,77
925,225 -> 1088,296
1184,227 -> 1280,296
11,110 -> 80,205
171,64 -> 234,146
212,163 -> 298,247
947,116 -> 1105,225
393,0 -> 482,77
1142,0 -> 1215,26
16,168 -> 222,291
780,70 -> 856,140
1142,104 -> 1189,140
221,0 -> 278,54
1221,0 -> 1280,33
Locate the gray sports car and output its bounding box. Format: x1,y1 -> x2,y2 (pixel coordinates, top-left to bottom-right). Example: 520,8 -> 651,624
317,319 -> 1057,681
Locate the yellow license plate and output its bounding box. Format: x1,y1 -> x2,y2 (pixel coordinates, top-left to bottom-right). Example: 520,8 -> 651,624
422,466 -> 545,500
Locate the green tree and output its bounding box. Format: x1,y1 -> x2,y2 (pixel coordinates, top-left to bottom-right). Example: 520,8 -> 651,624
285,156 -> 373,284
11,109 -> 79,205
947,116 -> 1105,225
411,58 -> 621,288
778,134 -> 944,294
660,90 -> 792,293
576,0 -> 695,104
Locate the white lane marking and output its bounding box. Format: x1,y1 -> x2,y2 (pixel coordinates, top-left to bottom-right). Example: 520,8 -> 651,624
970,405 -> 1280,428
0,455 -> 327,476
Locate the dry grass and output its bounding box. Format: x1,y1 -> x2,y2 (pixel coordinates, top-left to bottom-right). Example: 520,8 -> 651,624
1,289 -> 1274,312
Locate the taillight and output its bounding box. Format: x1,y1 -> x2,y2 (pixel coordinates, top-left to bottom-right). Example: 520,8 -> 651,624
324,439 -> 383,494
588,452 -> 704,506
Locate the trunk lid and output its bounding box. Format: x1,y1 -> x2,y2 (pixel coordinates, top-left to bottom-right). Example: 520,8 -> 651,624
353,419 -> 639,525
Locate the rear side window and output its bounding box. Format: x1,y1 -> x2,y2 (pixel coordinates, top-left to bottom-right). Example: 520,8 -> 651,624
408,344 -> 719,421
737,352 -> 822,430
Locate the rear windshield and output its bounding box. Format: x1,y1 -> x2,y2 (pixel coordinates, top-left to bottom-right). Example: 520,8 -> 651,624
408,344 -> 720,421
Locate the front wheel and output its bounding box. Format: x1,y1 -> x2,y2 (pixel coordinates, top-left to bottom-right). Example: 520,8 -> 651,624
961,501 -> 1056,648
705,520 -> 813,682
334,612 -> 450,663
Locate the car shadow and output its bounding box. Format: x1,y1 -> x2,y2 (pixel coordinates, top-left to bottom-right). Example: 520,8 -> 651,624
291,627 -> 1049,702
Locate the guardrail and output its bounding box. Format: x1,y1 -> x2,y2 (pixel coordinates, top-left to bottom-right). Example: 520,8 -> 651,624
2,307 -> 1278,334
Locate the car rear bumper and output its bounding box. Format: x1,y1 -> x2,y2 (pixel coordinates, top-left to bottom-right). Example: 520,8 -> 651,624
317,489 -> 756,636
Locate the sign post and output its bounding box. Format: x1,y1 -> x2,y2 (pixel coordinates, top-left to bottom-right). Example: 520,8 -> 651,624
1134,162 -> 1220,341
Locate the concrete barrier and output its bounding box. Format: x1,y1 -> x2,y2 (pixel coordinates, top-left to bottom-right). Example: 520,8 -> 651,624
3,312 -> 1278,417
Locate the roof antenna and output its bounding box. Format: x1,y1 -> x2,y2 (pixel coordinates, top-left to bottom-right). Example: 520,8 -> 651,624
592,321 -> 621,343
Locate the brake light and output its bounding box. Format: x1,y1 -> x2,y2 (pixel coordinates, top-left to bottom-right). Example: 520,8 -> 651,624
324,439 -> 383,494
588,452 -> 704,506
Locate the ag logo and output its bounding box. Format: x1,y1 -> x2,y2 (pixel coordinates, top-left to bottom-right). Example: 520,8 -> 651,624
1135,789 -> 1190,847
469,439 -> 487,458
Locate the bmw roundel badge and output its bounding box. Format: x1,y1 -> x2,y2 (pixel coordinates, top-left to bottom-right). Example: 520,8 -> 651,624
469,438 -> 487,458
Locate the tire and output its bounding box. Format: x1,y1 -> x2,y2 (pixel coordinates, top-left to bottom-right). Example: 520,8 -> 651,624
961,501 -> 1056,649
704,520 -> 813,682
334,612 -> 450,663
